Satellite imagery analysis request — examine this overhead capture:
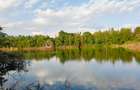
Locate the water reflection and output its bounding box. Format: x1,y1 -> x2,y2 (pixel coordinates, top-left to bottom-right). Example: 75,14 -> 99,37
21,47 -> 140,64
0,48 -> 140,90
0,52 -> 27,89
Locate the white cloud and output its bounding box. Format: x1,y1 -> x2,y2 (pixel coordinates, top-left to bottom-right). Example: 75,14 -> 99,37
25,0 -> 39,8
0,0 -> 47,11
0,0 -> 26,11
1,0 -> 140,36
0,0 -> 17,10
34,17 -> 46,25
32,31 -> 45,35
33,0 -> 140,33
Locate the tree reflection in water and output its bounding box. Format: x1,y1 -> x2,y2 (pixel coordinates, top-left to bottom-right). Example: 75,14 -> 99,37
0,47 -> 140,90
0,52 -> 28,90
12,47 -> 139,64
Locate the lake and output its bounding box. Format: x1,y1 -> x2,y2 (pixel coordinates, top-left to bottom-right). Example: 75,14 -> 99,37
0,47 -> 140,90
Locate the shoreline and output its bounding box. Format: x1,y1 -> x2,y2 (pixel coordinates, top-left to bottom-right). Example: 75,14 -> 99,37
0,47 -> 54,52
0,43 -> 140,52
111,42 -> 140,52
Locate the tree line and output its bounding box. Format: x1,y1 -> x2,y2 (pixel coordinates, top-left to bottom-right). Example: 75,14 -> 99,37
0,26 -> 140,48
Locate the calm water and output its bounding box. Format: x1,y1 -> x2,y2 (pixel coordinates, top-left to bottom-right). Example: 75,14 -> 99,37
0,48 -> 140,90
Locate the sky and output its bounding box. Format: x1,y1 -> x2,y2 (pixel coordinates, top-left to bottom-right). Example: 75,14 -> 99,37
0,0 -> 140,37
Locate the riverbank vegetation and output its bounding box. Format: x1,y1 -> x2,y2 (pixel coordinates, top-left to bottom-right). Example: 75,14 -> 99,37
0,26 -> 140,51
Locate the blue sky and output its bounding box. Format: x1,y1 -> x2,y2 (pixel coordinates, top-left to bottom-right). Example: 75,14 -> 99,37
0,0 -> 140,36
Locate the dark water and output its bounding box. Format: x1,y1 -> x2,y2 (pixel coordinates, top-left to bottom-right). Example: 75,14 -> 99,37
0,47 -> 140,90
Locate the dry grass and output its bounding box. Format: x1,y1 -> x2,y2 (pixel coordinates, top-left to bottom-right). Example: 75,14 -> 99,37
0,47 -> 54,52
125,43 -> 140,52
112,42 -> 140,52
0,43 -> 140,52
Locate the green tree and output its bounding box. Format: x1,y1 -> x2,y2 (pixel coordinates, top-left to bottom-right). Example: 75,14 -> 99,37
119,28 -> 132,44
82,32 -> 94,45
134,27 -> 140,41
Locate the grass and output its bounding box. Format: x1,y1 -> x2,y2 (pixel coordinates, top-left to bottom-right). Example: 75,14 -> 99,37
0,42 -> 140,52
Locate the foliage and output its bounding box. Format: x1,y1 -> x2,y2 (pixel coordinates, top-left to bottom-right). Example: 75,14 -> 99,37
0,26 -> 140,48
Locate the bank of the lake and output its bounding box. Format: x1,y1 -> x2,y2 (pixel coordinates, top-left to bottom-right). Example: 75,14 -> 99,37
0,42 -> 140,52
111,42 -> 140,52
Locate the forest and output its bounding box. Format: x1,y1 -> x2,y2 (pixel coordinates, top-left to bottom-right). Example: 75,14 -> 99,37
0,26 -> 140,48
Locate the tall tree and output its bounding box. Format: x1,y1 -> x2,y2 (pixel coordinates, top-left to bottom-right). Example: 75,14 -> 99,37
134,26 -> 140,41
82,32 -> 94,45
0,26 -> 3,31
119,28 -> 132,44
